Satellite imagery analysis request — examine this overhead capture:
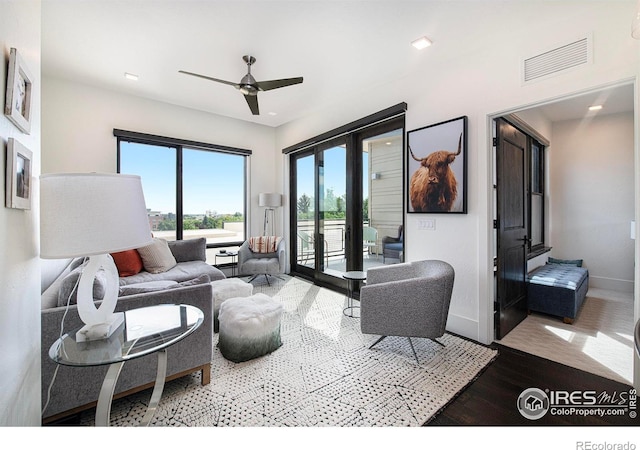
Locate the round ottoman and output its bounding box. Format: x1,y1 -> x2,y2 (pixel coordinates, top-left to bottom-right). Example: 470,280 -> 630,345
218,293 -> 283,363
211,278 -> 254,332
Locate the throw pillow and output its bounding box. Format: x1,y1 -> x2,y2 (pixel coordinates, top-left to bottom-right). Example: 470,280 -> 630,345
548,257 -> 583,267
57,265 -> 107,307
137,238 -> 177,274
110,249 -> 144,277
168,237 -> 206,263
248,236 -> 282,253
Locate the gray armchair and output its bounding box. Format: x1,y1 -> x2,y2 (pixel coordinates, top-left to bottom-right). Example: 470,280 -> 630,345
238,238 -> 286,285
360,260 -> 454,363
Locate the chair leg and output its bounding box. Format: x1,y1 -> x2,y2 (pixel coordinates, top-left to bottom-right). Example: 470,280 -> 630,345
407,337 -> 419,364
369,335 -> 387,349
429,338 -> 446,347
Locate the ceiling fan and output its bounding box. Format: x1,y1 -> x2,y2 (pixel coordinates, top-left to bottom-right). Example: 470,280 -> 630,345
179,55 -> 303,115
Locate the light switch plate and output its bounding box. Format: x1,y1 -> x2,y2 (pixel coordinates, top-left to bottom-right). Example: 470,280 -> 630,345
418,219 -> 436,230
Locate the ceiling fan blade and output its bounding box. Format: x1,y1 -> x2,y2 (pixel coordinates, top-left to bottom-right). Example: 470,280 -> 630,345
256,77 -> 303,92
244,94 -> 259,115
178,70 -> 240,88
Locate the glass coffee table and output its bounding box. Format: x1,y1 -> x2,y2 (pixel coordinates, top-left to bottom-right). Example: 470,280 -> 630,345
342,271 -> 367,318
49,303 -> 203,426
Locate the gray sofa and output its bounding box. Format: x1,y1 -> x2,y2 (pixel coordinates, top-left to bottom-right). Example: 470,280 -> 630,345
40,238 -> 224,423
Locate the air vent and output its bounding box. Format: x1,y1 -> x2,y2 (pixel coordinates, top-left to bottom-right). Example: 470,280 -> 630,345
523,36 -> 591,84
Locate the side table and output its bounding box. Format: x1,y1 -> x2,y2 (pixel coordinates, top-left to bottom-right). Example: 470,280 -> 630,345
49,303 -> 203,426
215,251 -> 238,277
343,271 -> 367,318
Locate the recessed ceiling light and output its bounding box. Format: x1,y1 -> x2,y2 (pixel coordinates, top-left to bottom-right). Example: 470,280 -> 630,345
411,36 -> 432,50
124,72 -> 139,81
588,105 -> 603,111
268,112 -> 278,116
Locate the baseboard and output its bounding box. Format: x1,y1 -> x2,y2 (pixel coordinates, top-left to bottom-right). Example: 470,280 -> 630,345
446,313 -> 479,343
588,276 -> 634,293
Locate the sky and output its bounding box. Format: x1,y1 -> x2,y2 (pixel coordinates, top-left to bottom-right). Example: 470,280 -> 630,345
120,142 -> 245,215
296,145 -> 368,205
122,141 -> 370,216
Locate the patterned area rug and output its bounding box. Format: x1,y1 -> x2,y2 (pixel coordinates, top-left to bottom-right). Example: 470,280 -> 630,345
81,275 -> 497,426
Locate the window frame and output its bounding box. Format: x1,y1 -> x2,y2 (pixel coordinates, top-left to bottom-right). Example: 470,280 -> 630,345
528,137 -> 546,256
114,129 -> 251,249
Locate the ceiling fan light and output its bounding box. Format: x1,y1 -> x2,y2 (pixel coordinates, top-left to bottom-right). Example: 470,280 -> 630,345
412,36 -> 432,50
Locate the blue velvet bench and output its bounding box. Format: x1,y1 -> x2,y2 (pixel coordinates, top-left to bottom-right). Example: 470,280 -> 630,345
527,263 -> 589,324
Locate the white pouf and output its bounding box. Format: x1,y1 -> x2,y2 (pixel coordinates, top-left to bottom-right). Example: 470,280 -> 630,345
211,278 -> 254,332
218,293 -> 283,362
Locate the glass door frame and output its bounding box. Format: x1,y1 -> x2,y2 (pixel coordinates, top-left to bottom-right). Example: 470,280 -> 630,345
288,110 -> 406,292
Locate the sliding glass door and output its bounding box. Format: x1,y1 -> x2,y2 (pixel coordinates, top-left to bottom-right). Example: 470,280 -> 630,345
319,141 -> 348,277
290,115 -> 404,291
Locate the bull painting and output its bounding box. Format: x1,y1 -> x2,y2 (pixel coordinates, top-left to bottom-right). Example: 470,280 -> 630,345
407,116 -> 467,213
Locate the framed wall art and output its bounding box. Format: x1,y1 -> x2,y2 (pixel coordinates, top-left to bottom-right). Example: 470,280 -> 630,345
407,116 -> 468,214
6,138 -> 33,210
4,48 -> 33,134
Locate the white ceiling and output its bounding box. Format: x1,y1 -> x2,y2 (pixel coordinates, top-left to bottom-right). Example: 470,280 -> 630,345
41,1 -> 635,128
518,83 -> 635,123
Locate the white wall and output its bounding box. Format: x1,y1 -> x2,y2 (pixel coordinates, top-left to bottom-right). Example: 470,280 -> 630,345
42,77 -> 278,237
550,112 -> 635,292
276,1 -> 640,344
0,0 -> 42,426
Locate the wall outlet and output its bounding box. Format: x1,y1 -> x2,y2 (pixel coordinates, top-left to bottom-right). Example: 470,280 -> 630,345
418,219 -> 436,230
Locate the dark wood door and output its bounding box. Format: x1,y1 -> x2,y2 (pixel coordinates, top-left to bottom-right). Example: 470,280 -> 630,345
495,118 -> 529,339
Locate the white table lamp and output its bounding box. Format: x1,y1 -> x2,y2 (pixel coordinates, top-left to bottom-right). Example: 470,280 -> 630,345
40,173 -> 153,341
259,192 -> 281,236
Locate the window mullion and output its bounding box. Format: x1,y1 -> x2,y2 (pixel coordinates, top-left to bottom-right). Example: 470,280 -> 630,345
176,146 -> 183,241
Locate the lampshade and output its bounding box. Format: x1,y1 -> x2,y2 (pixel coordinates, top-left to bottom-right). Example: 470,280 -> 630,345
259,192 -> 282,208
40,173 -> 153,341
40,173 -> 152,258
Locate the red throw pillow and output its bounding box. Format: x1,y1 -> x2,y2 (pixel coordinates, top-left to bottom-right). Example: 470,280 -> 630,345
110,249 -> 144,277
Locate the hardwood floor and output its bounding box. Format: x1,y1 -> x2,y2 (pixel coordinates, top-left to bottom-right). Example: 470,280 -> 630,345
427,343 -> 638,426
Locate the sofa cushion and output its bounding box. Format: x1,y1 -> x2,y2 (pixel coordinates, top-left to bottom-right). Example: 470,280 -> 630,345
168,238 -> 207,262
119,260 -> 225,285
118,280 -> 179,297
111,249 -> 144,277
137,238 -> 177,274
118,274 -> 211,297
169,273 -> 211,289
57,265 -> 107,307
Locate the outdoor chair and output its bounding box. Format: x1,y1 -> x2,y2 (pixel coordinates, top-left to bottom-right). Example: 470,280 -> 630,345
382,225 -> 403,263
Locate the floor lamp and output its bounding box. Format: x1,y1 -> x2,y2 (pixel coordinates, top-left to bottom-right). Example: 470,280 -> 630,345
259,193 -> 281,236
40,173 -> 153,341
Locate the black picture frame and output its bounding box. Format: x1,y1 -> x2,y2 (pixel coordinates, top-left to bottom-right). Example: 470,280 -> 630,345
406,116 -> 468,214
